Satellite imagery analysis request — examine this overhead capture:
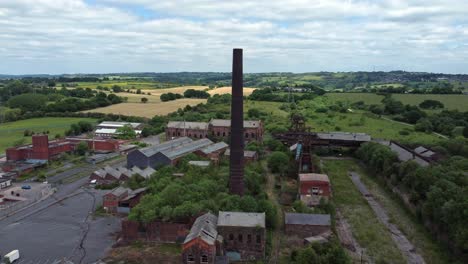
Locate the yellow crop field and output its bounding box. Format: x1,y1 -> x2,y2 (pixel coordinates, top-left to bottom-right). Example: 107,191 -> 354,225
141,86 -> 208,95
208,87 -> 257,96
82,98 -> 207,118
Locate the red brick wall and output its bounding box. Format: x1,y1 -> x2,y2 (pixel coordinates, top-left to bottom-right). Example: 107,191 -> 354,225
300,181 -> 331,197
121,219 -> 190,243
166,127 -> 208,139
32,135 -> 49,160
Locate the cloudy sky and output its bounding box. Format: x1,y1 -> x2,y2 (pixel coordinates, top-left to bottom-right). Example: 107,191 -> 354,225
1,0 -> 467,74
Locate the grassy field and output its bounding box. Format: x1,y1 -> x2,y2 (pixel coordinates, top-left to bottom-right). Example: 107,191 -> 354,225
82,98 -> 207,118
393,94 -> 468,111
323,159 -> 406,263
0,117 -> 97,153
326,93 -> 468,111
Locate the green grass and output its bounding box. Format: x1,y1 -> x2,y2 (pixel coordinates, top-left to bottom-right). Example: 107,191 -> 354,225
323,159 -> 406,264
326,93 -> 468,111
67,80 -> 178,90
0,117 -> 97,153
393,94 -> 468,111
326,93 -> 384,105
357,165 -> 453,264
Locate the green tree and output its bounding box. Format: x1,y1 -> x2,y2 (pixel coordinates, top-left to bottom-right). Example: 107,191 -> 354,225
7,93 -> 48,112
419,99 -> 444,109
76,141 -> 88,155
116,124 -> 137,139
141,97 -> 148,103
463,126 -> 468,138
267,151 -> 289,175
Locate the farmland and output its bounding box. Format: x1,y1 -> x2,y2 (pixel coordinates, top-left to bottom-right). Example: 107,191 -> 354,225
0,117 -> 97,153
82,98 -> 207,118
326,93 -> 468,111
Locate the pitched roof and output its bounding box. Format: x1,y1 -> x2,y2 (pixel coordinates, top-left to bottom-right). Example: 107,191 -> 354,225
167,121 -> 208,130
97,121 -> 142,129
285,213 -> 331,226
161,138 -> 213,160
139,137 -> 193,157
107,186 -> 129,197
299,173 -> 330,183
200,142 -> 229,154
184,213 -> 219,245
218,211 -> 265,228
209,119 -> 261,128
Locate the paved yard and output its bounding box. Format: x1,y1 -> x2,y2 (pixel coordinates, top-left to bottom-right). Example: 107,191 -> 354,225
0,186 -> 120,264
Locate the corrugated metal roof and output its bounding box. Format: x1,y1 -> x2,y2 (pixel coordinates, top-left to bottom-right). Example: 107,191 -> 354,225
218,211 -> 265,228
188,160 -> 211,167
139,137 -> 193,157
98,121 -> 142,128
108,186 -> 129,197
209,119 -> 261,128
316,132 -> 371,141
184,213 -> 218,245
162,138 -> 213,160
167,121 -> 208,130
299,173 -> 330,183
200,142 -> 228,154
285,213 -> 331,226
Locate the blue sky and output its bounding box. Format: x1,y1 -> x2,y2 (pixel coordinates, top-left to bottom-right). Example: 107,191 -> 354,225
0,0 -> 467,74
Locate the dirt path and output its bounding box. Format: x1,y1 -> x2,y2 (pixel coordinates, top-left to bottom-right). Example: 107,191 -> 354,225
264,164 -> 283,264
349,171 -> 426,264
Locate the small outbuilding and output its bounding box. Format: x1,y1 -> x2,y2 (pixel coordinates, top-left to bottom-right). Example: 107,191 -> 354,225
299,173 -> 331,206
285,213 -> 331,238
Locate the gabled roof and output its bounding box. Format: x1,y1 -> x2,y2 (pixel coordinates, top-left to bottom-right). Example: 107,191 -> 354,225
200,142 -> 229,154
209,119 -> 261,128
167,121 -> 208,130
299,173 -> 330,183
161,138 -> 213,160
218,211 -> 265,228
285,213 -> 331,226
139,137 -> 193,157
184,213 -> 219,245
107,186 -> 129,197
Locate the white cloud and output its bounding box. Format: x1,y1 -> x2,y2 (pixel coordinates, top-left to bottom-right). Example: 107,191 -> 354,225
0,0 -> 467,74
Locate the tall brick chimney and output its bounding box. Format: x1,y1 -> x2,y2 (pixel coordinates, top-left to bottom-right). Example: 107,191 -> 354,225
229,48 -> 245,196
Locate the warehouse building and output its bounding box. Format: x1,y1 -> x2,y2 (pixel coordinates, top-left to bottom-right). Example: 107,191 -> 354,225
166,121 -> 209,139
95,121 -> 144,138
284,213 -> 331,238
126,137 -> 214,169
6,134 -> 120,162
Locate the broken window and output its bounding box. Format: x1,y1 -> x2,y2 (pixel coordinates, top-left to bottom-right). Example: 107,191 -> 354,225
201,254 -> 208,263
256,234 -> 261,244
238,234 -> 243,242
187,254 -> 195,263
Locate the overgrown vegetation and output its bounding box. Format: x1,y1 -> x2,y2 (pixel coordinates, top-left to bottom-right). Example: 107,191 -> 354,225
356,142 -> 468,255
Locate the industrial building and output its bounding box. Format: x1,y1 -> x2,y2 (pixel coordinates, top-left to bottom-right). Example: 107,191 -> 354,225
165,119 -> 264,142
299,173 -> 331,206
95,121 -> 144,138
182,213 -> 226,264
89,165 -> 155,185
126,137 -> 215,169
224,149 -> 258,163
5,134 -> 120,162
217,211 -> 266,261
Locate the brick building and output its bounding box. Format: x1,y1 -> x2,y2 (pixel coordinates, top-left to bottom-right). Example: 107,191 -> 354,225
299,173 -> 331,207
217,211 -> 266,261
103,187 -> 129,213
164,119 -> 264,143
284,213 -> 331,238
182,213 -> 225,264
6,135 -> 120,162
117,187 -> 147,214
209,119 -> 263,142
166,121 -> 209,139
224,149 -> 258,163
121,219 -> 190,243
89,166 -> 155,185
195,142 -> 229,163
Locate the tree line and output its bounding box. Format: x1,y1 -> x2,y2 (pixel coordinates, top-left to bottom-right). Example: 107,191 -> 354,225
356,142 -> 468,256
